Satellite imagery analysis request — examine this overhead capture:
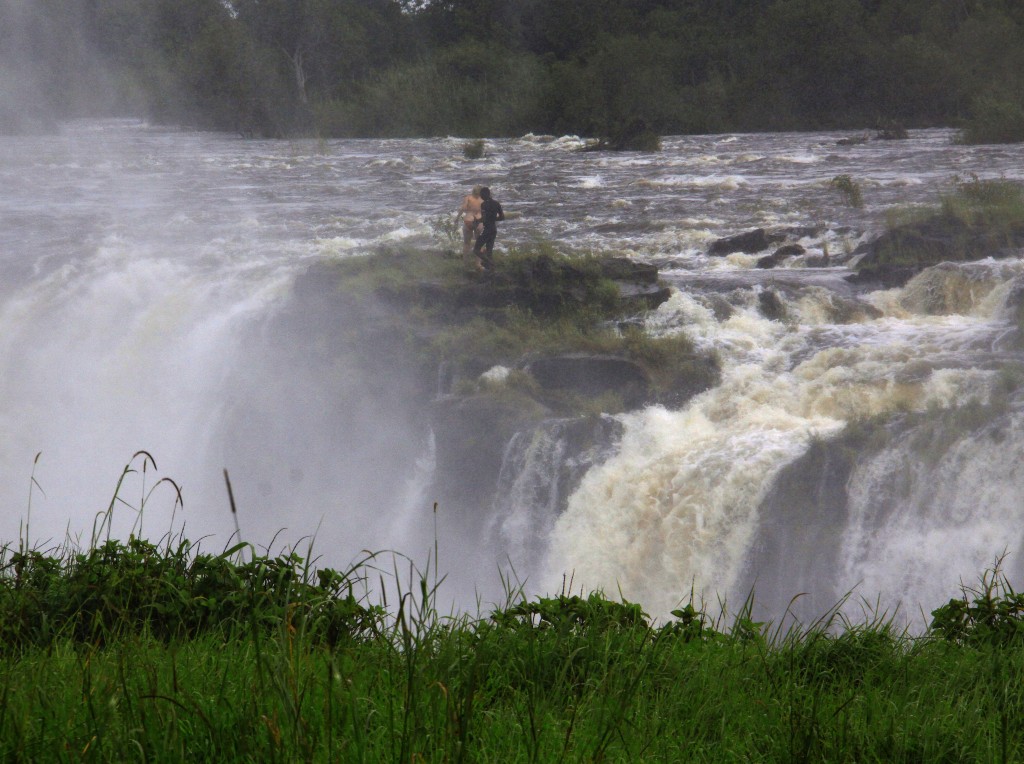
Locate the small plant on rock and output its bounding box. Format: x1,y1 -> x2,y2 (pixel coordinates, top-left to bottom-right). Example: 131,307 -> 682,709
830,174 -> 864,208
462,139 -> 485,159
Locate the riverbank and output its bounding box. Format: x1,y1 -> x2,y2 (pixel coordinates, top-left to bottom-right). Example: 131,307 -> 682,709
2,529 -> 1023,762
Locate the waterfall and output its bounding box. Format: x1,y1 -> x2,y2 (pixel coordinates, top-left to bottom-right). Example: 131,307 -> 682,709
839,403 -> 1024,617
540,263 -> 1023,623
5,121 -> 1024,622
489,424 -> 569,573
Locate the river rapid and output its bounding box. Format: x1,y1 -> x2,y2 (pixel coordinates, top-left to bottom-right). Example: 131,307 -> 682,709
3,119 -> 1024,625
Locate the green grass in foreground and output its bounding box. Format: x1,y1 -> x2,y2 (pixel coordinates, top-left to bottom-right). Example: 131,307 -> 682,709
5,546 -> 1024,762
4,457 -> 1024,761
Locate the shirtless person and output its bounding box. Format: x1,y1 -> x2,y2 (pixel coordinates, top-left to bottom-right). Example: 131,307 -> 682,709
458,186 -> 483,268
472,187 -> 504,271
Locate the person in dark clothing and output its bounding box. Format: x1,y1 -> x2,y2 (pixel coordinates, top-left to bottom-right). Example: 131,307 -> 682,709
472,186 -> 504,270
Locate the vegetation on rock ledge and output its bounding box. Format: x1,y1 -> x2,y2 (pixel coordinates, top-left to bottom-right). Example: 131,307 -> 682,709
852,177 -> 1024,285
314,244 -> 719,414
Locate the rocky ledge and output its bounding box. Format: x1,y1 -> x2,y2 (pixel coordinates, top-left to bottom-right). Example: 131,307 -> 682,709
847,212 -> 1024,288
285,247 -> 720,522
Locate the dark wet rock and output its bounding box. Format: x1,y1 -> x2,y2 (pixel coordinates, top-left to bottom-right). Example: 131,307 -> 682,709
758,288 -> 787,321
579,118 -> 661,152
741,433 -> 867,622
709,226 -> 822,257
774,243 -> 807,258
617,281 -> 673,311
600,257 -> 659,284
485,414 -> 625,567
846,263 -> 920,288
429,394 -> 549,512
646,255 -> 692,271
744,403 -> 1011,624
836,134 -> 870,146
829,294 -> 883,323
785,225 -> 827,239
756,243 -> 806,269
701,293 -> 735,322
1004,276 -> 1024,349
430,402 -> 625,540
709,228 -> 786,256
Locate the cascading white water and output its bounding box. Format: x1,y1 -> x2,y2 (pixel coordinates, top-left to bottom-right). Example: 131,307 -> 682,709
4,119 -> 1024,622
839,407 -> 1024,617
490,424 -> 570,570
541,262 -> 1024,622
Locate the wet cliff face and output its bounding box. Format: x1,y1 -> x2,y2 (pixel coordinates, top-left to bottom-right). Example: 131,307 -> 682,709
743,396 -> 1024,628
214,264 -> 435,555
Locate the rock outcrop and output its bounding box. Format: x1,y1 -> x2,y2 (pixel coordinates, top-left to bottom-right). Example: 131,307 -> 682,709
579,118 -> 661,152
525,354 -> 652,409
708,227 -> 821,257
848,212 -> 1024,288
284,249 -> 720,543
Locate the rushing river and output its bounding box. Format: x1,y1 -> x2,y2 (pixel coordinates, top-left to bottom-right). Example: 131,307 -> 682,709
3,119 -> 1024,624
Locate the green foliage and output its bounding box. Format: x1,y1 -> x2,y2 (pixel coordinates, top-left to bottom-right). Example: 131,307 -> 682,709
2,452 -> 383,650
830,174 -> 864,208
0,537 -> 384,649
659,602 -> 724,643
462,138 -> 485,159
930,558 -> 1024,647
428,212 -> 461,250
959,91 -> 1024,145
14,0 -> 1024,137
942,175 -> 1024,227
5,490 -> 1024,764
492,591 -> 649,635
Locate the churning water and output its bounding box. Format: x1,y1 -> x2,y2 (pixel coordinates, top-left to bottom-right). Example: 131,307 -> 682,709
3,119 -> 1024,624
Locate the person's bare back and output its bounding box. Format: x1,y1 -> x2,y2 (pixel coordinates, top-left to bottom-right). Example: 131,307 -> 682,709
458,186 -> 483,263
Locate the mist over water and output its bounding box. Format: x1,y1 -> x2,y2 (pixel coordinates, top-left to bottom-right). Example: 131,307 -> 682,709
4,120 -> 1024,624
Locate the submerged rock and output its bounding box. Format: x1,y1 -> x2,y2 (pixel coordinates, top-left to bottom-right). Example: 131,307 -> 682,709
756,243 -> 806,269
758,289 -> 787,321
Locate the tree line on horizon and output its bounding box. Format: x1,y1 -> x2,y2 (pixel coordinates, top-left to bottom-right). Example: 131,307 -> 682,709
2,0 -> 1023,142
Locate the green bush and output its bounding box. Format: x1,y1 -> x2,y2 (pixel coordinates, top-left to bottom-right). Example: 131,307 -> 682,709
958,92 -> 1024,145
930,559 -> 1024,646
0,536 -> 383,649
462,139 -> 485,159
830,174 -> 864,208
